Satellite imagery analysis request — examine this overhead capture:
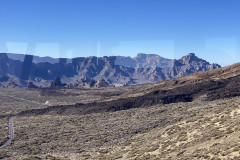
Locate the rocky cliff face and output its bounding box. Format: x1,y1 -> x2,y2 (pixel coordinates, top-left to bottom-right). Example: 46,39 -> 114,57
0,53 -> 221,87
171,53 -> 221,78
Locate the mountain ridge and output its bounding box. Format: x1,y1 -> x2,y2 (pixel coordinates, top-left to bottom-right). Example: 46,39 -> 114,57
0,53 -> 221,86
18,61 -> 240,116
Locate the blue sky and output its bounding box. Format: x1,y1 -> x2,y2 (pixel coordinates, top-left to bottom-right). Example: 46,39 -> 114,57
0,0 -> 240,66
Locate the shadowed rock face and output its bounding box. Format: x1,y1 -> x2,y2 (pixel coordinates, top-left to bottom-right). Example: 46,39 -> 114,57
49,77 -> 66,87
20,55 -> 33,80
27,82 -> 38,88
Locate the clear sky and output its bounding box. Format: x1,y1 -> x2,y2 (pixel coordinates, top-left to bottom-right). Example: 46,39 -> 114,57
0,0 -> 240,66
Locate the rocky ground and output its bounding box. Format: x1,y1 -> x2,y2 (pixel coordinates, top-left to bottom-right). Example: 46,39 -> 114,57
0,86 -> 135,115
1,63 -> 240,159
0,117 -> 8,147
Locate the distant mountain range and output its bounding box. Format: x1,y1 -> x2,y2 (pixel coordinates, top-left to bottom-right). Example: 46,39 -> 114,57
6,53 -> 72,64
0,53 -> 221,87
19,57 -> 240,116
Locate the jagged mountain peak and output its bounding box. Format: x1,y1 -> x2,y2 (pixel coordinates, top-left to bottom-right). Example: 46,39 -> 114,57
187,53 -> 196,57
180,53 -> 200,63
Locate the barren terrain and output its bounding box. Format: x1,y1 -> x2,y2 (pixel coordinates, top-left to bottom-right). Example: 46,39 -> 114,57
1,94 -> 240,159
1,63 -> 240,159
0,117 -> 8,147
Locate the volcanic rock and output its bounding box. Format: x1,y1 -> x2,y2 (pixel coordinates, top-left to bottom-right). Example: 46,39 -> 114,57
0,53 -> 221,86
49,77 -> 66,87
94,79 -> 109,88
27,82 -> 38,88
6,81 -> 21,88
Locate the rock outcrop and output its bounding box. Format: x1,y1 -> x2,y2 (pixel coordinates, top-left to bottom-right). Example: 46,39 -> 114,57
73,79 -> 92,88
94,79 -> 109,88
49,77 -> 66,87
72,79 -> 109,88
27,82 -> 38,88
6,81 -> 20,88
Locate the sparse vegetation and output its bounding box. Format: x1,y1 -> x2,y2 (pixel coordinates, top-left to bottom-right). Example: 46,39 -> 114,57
0,87 -> 134,115
1,63 -> 240,159
1,94 -> 240,159
0,117 -> 8,146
